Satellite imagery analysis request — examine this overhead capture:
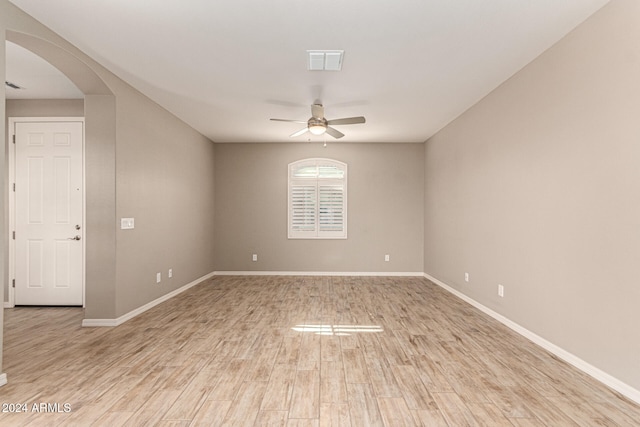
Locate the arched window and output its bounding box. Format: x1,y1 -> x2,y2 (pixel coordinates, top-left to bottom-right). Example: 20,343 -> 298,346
288,158 -> 347,239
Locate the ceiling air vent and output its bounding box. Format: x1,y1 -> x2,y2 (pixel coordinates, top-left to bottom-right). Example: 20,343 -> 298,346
5,81 -> 24,90
307,50 -> 344,71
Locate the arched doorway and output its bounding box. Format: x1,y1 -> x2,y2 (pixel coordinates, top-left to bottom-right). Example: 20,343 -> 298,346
6,39 -> 85,306
2,32 -> 118,385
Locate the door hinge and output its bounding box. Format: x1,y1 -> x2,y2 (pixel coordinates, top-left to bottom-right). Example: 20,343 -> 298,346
12,134 -> 16,144
13,183 -> 15,192
12,279 -> 15,288
12,231 -> 15,240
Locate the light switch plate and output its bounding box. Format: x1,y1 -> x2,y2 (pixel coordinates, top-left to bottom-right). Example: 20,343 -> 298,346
121,218 -> 135,229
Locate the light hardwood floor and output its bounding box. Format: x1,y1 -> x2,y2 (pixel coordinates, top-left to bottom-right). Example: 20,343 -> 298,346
1,276 -> 639,426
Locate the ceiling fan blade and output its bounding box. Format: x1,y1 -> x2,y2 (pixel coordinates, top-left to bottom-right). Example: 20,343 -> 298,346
311,103 -> 324,119
326,116 -> 366,126
271,118 -> 307,124
290,128 -> 309,137
325,126 -> 345,139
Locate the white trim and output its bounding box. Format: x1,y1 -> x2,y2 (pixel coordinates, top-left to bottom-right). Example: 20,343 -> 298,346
214,271 -> 425,277
81,318 -> 119,327
424,272 -> 640,405
4,302 -> 14,309
288,158 -> 348,239
0,373 -> 7,387
82,271 -> 216,327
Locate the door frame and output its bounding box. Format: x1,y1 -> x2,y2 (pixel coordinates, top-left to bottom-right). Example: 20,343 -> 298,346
7,117 -> 86,308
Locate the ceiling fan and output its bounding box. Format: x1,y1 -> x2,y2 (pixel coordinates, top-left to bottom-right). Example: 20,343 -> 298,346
270,103 -> 365,139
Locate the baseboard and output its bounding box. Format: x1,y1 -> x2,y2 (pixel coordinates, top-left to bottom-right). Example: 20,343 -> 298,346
0,373 -> 7,387
81,318 -> 119,327
3,302 -> 14,309
423,272 -> 640,405
82,271 -> 216,327
214,271 -> 425,277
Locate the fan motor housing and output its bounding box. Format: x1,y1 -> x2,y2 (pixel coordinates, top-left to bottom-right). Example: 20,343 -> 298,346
307,117 -> 327,135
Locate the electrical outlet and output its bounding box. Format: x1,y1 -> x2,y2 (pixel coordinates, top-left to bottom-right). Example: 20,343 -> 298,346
498,284 -> 504,297
252,254 -> 258,262
384,254 -> 390,262
168,269 -> 173,278
156,272 -> 161,283
464,272 -> 469,282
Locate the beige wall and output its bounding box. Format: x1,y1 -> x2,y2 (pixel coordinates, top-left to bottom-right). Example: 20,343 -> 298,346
114,90 -> 215,316
6,98 -> 84,117
215,143 -> 424,273
424,0 -> 640,391
1,0 -> 217,324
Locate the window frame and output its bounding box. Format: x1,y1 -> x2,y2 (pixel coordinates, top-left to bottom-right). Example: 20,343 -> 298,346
288,158 -> 348,239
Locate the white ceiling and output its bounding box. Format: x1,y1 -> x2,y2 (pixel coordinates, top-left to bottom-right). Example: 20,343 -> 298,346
7,0 -> 609,143
5,41 -> 83,100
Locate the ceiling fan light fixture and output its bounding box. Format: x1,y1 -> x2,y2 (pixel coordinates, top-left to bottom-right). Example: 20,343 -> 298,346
307,117 -> 327,135
308,123 -> 327,135
271,103 -> 364,140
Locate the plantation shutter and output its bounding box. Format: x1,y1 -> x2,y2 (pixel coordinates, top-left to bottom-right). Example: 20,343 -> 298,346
288,159 -> 347,239
318,184 -> 344,233
290,183 -> 317,236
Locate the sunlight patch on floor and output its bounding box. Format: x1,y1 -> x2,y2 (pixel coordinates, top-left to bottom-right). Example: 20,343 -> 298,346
291,324 -> 383,336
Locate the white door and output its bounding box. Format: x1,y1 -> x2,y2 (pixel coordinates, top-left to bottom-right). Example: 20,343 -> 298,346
14,120 -> 84,306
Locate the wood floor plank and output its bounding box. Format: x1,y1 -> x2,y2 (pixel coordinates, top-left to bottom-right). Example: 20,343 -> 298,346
1,276 -> 639,426
88,373 -> 148,410
189,400 -> 232,426
221,381 -> 268,426
245,343 -> 280,382
410,408 -> 450,426
377,397 -> 417,426
508,387 -> 580,426
286,419 -> 320,427
341,348 -> 369,384
319,361 -> 348,404
410,354 -> 454,393
431,392 -> 480,427
509,418 -> 548,427
50,404 -> 100,426
276,336 -> 302,365
365,357 -> 403,398
320,336 -> 341,362
206,358 -> 250,401
261,364 -> 296,411
346,383 -> 384,427
255,410 -> 288,427
297,333 -> 322,371
90,410 -> 134,426
439,359 -> 491,404
289,369 -> 320,419
123,389 -> 183,427
319,403 -> 351,427
391,365 -> 437,410
465,402 -> 514,427
161,368 -> 213,421
110,366 -> 175,412
482,386 -> 538,419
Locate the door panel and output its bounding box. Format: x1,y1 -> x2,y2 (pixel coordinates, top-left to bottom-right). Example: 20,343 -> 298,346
15,121 -> 84,306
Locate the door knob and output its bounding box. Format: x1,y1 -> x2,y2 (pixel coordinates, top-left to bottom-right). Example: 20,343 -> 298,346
68,235 -> 81,241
